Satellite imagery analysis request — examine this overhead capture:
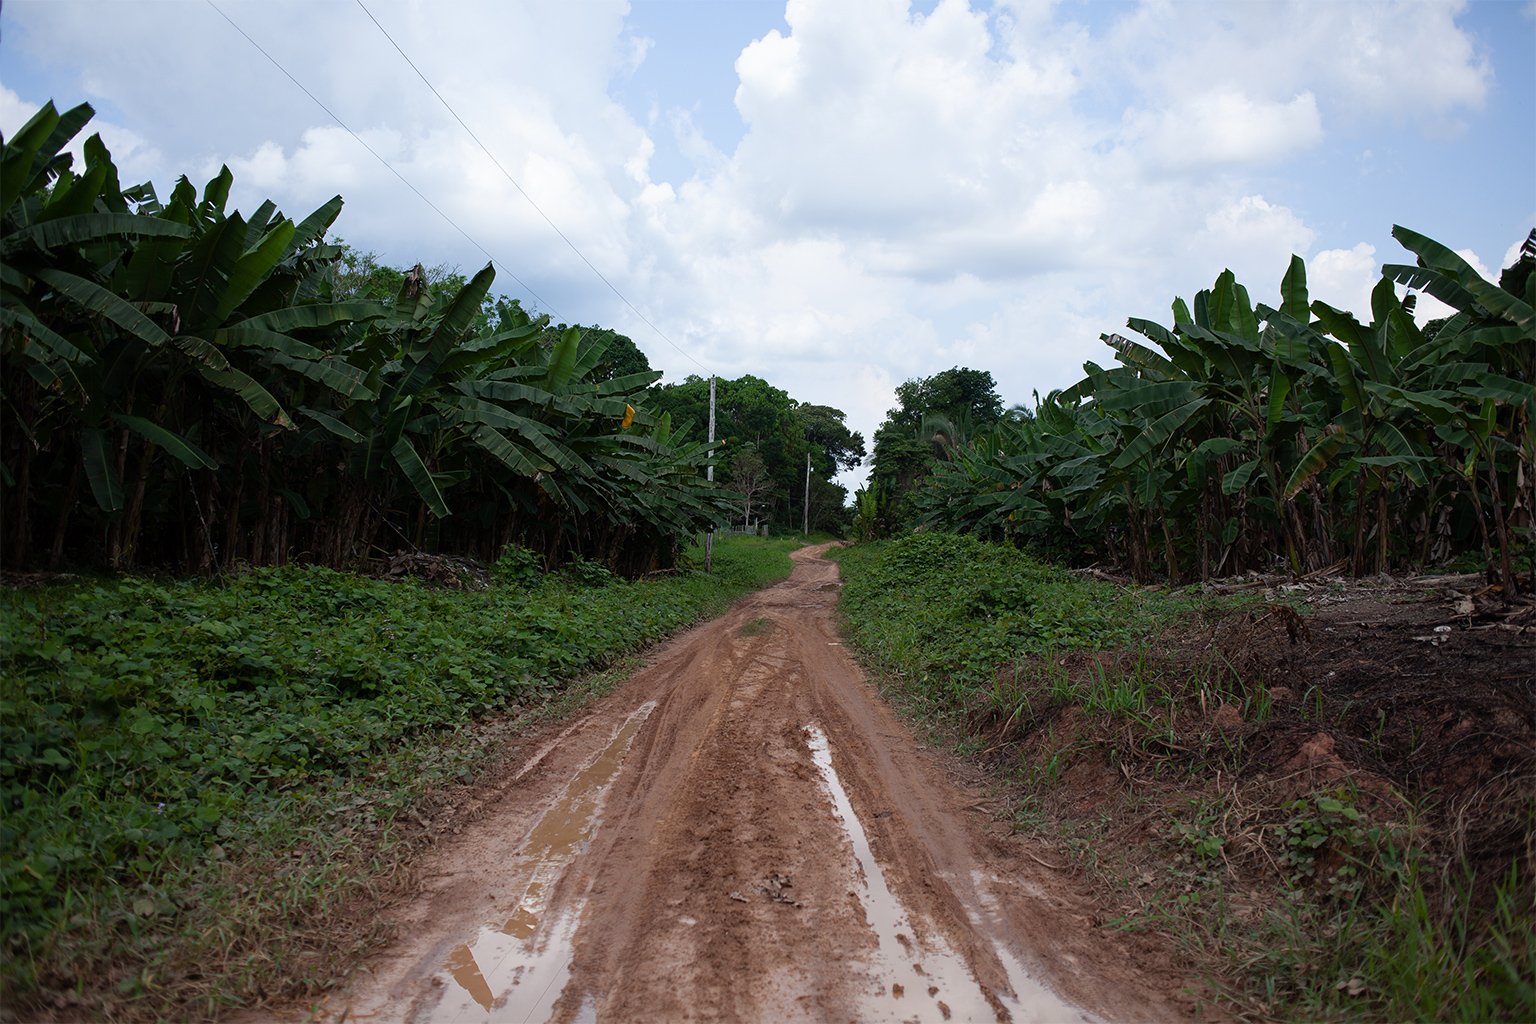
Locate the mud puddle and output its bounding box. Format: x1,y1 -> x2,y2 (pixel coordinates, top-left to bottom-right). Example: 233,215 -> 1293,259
966,870 -> 1096,1023
805,723 -> 1000,1022
424,702 -> 656,1022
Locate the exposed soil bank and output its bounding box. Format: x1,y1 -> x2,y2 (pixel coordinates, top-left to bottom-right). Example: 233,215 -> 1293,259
273,545 -> 1191,1023
944,567 -> 1534,1021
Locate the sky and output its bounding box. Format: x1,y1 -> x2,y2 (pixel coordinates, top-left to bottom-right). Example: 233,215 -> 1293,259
4,0 -> 1533,494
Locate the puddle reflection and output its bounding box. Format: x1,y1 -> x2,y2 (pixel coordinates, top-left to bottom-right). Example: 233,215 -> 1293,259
424,702 -> 656,1023
805,723 -> 1000,1023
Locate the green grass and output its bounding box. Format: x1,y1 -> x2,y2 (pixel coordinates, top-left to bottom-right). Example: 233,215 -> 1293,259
0,534 -> 799,1020
1252,857 -> 1536,1020
1140,793 -> 1536,1022
831,533 -> 1185,718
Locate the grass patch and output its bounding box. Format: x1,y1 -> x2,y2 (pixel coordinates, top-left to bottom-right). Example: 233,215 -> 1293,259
0,534 -> 799,1021
831,534 -> 1189,718
1125,791 -> 1536,1022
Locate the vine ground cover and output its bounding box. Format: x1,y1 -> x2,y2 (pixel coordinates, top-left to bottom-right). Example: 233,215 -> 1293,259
0,534 -> 797,1021
833,533 -> 1534,1022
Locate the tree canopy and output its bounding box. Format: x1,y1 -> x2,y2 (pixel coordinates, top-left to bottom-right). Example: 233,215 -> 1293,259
864,367 -> 1003,534
646,375 -> 866,533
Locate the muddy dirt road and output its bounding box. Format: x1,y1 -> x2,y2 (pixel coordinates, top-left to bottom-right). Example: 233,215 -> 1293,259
307,545 -> 1181,1023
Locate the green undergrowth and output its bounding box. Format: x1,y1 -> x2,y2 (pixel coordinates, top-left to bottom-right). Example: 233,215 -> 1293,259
832,533 -> 1188,715
833,533 -> 1533,1023
1123,788 -> 1534,1022
0,534 -> 797,1021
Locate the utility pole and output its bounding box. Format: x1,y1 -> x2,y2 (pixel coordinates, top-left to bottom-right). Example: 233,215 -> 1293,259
803,450 -> 811,537
705,376 -> 716,573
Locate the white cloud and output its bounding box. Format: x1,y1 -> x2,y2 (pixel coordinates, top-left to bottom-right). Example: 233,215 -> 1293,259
621,34 -> 655,77
1104,0 -> 1489,124
1308,243 -> 1380,316
1504,236 -> 1527,271
1189,195 -> 1317,288
1125,91 -> 1323,170
1456,247 -> 1496,282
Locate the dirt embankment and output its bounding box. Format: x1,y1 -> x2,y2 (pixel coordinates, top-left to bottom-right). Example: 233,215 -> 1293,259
276,545 -> 1192,1023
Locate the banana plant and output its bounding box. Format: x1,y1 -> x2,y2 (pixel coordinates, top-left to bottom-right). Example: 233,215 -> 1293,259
1383,226 -> 1535,593
906,232 -> 1532,588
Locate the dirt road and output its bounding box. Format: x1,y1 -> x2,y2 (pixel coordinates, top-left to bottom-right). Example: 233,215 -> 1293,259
309,545 -> 1182,1023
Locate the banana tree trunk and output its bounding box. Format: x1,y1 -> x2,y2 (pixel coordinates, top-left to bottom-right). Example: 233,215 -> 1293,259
1156,491 -> 1179,583
1198,487 -> 1212,581
1351,466 -> 1369,576
120,436 -> 156,570
1486,460 -> 1517,598
252,438 -> 272,565
49,463 -> 80,569
1123,484 -> 1149,582
196,466 -> 218,571
106,427 -> 132,569
1375,485 -> 1389,574
223,454 -> 245,567
9,447 -> 31,568
1462,463 -> 1496,585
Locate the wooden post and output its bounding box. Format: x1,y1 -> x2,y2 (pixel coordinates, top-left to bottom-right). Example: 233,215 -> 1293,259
705,376 -> 716,573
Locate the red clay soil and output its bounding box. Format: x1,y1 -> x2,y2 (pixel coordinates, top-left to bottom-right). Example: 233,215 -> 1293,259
272,545 -> 1198,1023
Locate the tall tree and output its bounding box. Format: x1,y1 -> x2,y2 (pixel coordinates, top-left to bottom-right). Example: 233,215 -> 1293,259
646,375 -> 865,532
798,403 -> 867,474
865,367 -> 1003,534
886,367 -> 1004,432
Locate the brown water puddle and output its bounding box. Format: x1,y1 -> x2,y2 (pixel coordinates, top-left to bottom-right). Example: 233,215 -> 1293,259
965,869 -> 1096,1023
805,723 -> 999,1022
806,723 -> 1088,1024
422,702 -> 657,1023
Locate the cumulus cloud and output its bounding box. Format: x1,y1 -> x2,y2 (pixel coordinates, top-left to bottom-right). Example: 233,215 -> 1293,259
1184,195 -> 1317,290
1104,0 -> 1489,123
1125,91 -> 1323,170
1308,243 -> 1380,316
1504,231 -> 1532,271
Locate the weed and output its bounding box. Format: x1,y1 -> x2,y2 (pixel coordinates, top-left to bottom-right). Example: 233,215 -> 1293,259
491,545 -> 544,585
1254,853 -> 1534,1021
1171,799 -> 1228,864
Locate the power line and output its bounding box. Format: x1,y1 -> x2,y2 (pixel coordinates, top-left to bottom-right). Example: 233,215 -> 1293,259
352,0 -> 713,377
204,0 -> 562,320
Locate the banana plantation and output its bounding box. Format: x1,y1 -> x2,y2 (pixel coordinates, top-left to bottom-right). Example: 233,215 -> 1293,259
1,102 -> 737,576
879,229 -> 1535,594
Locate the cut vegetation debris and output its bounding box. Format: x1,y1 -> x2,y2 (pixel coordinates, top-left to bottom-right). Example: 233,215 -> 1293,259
0,535 -> 797,1023
834,533 -> 1535,1023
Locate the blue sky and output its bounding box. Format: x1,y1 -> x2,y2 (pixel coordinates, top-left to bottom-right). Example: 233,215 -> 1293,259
4,0 -> 1532,491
